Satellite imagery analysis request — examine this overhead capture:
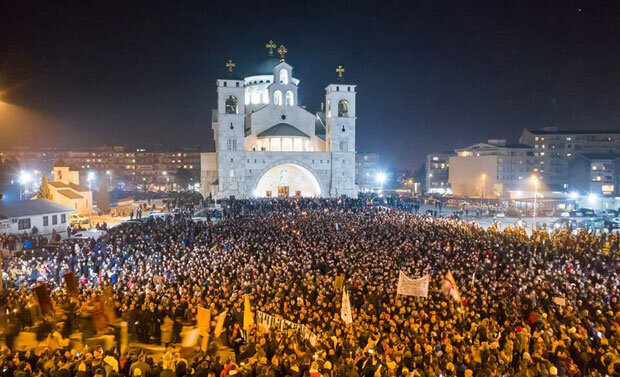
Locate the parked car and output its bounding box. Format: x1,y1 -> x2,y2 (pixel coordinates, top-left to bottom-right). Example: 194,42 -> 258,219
600,209 -> 618,218
70,214 -> 90,225
607,217 -> 620,229
142,211 -> 168,220
579,208 -> 596,217
70,229 -> 107,240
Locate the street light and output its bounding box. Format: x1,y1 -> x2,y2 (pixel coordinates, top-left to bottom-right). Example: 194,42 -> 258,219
18,171 -> 32,200
531,175 -> 539,230
87,172 -> 96,229
376,172 -> 387,193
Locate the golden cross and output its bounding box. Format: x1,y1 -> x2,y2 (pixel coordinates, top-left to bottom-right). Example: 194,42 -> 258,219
226,59 -> 235,73
336,65 -> 345,78
277,45 -> 287,60
265,40 -> 277,56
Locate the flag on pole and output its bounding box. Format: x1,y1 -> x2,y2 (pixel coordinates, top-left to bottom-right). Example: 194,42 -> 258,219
214,310 -> 228,338
444,271 -> 461,302
243,295 -> 254,330
340,287 -> 353,324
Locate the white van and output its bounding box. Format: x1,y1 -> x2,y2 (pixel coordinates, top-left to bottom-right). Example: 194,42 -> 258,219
70,229 -> 107,240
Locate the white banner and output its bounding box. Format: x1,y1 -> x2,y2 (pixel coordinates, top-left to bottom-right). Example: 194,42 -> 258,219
341,287 -> 353,324
397,271 -> 430,298
256,311 -> 317,345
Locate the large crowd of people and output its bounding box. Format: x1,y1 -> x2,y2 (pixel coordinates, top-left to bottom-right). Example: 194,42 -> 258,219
0,197 -> 619,377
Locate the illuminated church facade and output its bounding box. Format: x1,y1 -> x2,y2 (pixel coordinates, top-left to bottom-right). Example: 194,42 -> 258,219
201,43 -> 357,199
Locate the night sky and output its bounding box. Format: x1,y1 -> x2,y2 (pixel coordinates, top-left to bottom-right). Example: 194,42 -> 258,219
1,1 -> 619,169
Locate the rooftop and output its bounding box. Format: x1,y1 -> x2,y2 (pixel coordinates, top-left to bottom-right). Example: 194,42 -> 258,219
57,189 -> 85,200
257,123 -> 310,138
579,153 -> 620,160
525,129 -> 620,135
0,199 -> 74,219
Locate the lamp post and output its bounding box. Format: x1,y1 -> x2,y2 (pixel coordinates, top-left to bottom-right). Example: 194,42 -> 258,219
87,172 -> 95,229
18,171 -> 32,200
531,175 -> 538,230
376,172 -> 387,194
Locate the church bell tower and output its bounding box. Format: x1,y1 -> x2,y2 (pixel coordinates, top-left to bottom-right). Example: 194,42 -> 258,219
214,60 -> 246,199
325,66 -> 357,197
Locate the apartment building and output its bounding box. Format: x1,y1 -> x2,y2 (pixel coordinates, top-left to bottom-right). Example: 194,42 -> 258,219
355,153 -> 381,190
0,146 -> 202,191
425,151 -> 454,193
519,127 -> 620,191
448,140 -> 534,198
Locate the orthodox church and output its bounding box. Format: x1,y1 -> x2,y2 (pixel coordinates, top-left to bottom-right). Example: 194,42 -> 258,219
201,42 -> 357,199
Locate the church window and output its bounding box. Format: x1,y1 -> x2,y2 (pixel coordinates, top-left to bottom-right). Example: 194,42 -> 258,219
282,138 -> 293,151
232,139 -> 237,150
285,91 -> 294,106
273,90 -> 283,106
270,138 -> 281,151
236,82 -> 239,87
348,87 -> 351,91
327,100 -> 331,117
223,82 -> 227,87
336,86 -> 339,91
279,69 -> 289,84
225,96 -> 238,114
226,139 -> 232,150
338,99 -> 349,117
341,125 -> 346,132
229,169 -> 234,177
251,90 -> 260,105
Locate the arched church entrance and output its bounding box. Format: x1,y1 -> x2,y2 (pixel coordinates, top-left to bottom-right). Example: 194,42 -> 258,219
254,163 -> 321,198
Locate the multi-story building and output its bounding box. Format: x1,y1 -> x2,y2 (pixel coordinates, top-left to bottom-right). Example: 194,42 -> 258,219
519,127 -> 620,191
0,146 -> 203,191
356,153 -> 380,191
425,151 -> 454,193
448,139 -> 534,198
567,153 -> 619,196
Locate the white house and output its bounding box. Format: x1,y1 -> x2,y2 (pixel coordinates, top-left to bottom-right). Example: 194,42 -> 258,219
0,199 -> 74,237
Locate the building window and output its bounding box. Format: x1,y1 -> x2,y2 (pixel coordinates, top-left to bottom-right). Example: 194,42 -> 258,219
225,96 -> 238,114
43,216 -> 49,226
18,218 -> 31,230
273,90 -> 283,106
338,99 -> 349,117
52,215 -> 58,225
279,69 -> 289,84
61,214 -> 66,224
285,91 -> 294,106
